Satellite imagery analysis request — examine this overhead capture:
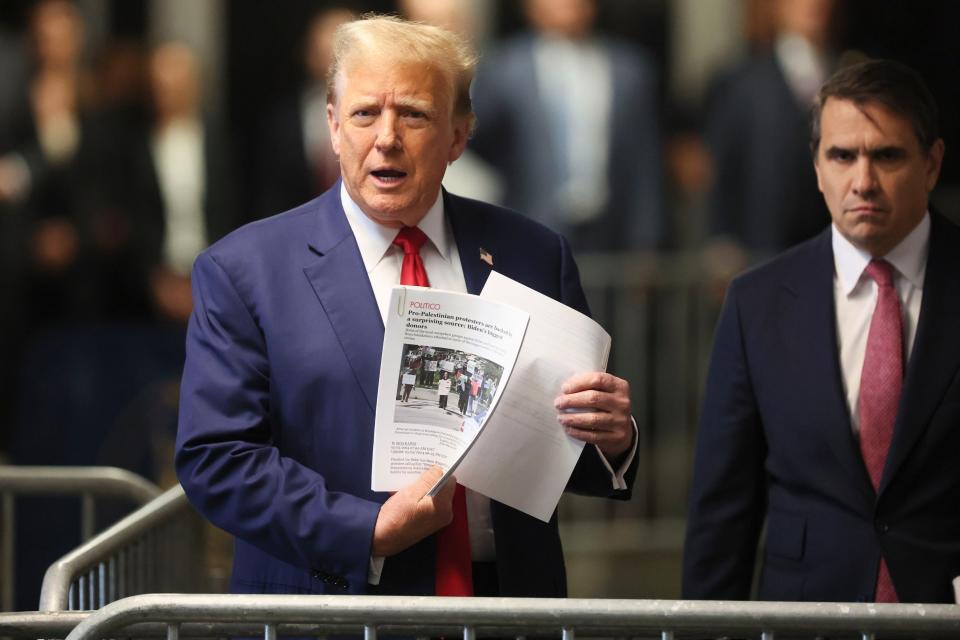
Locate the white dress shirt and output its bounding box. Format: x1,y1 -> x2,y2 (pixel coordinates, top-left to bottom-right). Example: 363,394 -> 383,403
152,118 -> 207,276
533,35 -> 612,223
339,183 -> 635,582
832,213 -> 928,436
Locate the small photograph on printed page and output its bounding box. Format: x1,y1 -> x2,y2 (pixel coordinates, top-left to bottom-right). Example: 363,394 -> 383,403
392,344 -> 505,466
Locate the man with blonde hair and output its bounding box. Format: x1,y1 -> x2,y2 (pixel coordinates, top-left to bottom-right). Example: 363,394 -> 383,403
177,15 -> 637,598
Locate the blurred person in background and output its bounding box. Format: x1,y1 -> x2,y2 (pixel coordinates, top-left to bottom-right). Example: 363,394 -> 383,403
20,0 -> 152,327
469,0 -> 664,252
0,22 -> 32,454
132,42 -> 239,325
704,0 -> 838,270
22,0 -> 96,327
400,0 -> 503,204
256,6 -> 355,218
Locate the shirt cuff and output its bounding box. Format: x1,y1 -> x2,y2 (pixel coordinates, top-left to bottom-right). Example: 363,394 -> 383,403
593,415 -> 638,490
368,555 -> 385,585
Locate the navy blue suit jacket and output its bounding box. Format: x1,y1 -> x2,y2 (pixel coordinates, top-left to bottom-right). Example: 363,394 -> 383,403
683,213 -> 960,603
175,185 -> 635,597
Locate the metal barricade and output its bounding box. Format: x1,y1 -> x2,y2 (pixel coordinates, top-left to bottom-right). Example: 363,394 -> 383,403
0,610 -> 86,639
559,251 -> 725,597
38,485 -> 206,612
574,251 -> 723,523
0,466 -> 162,612
21,594 -> 954,640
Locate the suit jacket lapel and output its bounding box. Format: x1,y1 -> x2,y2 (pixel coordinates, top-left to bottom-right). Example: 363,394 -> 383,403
882,213 -> 960,492
302,187 -> 383,412
784,230 -> 876,501
445,190 -> 496,294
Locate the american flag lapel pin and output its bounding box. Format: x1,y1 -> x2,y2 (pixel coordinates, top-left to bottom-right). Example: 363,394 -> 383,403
479,247 -> 494,267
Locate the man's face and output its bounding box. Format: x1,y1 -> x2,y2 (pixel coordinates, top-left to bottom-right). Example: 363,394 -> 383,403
814,98 -> 944,256
327,58 -> 469,228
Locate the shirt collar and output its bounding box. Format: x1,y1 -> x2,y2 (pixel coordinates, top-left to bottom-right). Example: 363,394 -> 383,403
832,212 -> 930,296
339,183 -> 451,272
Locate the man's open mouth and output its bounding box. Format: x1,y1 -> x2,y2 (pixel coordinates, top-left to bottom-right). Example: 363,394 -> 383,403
371,169 -> 407,180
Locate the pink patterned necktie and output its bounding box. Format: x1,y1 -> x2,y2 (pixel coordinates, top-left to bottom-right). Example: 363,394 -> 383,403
392,226 -> 473,596
858,258 -> 901,603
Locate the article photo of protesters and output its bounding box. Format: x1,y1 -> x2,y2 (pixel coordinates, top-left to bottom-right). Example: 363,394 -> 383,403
394,344 -> 504,432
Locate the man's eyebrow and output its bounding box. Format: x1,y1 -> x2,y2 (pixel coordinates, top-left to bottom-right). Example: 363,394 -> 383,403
394,96 -> 434,112
824,145 -> 855,158
345,97 -> 379,110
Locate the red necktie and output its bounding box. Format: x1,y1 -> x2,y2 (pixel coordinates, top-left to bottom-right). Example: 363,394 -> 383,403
392,226 -> 473,596
392,226 -> 431,288
858,259 -> 901,603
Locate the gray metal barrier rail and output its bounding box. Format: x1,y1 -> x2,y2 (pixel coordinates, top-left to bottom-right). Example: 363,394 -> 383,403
573,251 -> 724,524
4,594 -> 945,640
0,466 -> 162,612
38,484 -> 205,613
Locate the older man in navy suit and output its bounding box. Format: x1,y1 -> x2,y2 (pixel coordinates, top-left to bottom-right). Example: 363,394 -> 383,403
683,60 -> 960,603
176,15 -> 636,598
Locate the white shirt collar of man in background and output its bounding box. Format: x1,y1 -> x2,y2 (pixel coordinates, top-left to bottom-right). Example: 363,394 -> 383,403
833,211 -> 929,296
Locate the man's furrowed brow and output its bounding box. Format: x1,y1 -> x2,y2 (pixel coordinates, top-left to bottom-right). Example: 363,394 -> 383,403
824,145 -> 855,159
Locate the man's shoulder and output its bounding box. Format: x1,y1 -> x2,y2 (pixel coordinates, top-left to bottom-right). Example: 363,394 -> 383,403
198,192 -> 342,279
729,228 -> 830,296
932,209 -> 960,241
206,201 -> 312,254
445,192 -> 565,249
214,187 -> 346,253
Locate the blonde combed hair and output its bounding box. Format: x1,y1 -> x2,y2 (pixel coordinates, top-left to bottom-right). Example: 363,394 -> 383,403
327,14 -> 477,130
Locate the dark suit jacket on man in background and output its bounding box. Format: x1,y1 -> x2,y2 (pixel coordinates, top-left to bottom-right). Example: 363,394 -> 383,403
176,184 -> 637,596
256,95 -> 337,218
131,119 -> 240,276
683,213 -> 960,604
470,34 -> 664,252
706,54 -> 830,255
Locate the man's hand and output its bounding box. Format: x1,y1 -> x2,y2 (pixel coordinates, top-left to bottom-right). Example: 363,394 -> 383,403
372,466 -> 456,557
555,372 -> 633,459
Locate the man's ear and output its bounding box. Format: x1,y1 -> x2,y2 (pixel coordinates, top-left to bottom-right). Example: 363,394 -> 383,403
447,116 -> 471,164
813,153 -> 824,194
327,103 -> 341,156
926,138 -> 945,192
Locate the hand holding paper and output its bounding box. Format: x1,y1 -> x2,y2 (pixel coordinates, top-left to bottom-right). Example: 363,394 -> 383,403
372,466 -> 456,557
555,372 -> 633,459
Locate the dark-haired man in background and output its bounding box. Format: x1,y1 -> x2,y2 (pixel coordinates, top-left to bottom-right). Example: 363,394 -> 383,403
684,59 -> 960,603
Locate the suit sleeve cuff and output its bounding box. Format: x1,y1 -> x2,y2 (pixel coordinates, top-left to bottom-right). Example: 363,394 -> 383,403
593,415 -> 639,490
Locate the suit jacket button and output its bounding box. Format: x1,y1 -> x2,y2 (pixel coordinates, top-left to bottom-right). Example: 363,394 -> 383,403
875,520 -> 889,533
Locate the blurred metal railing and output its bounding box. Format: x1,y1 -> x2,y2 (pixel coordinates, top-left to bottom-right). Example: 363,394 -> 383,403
0,466 -> 162,612
553,252 -> 725,597
11,593 -> 948,640
38,484 -> 205,612
573,251 -> 724,523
